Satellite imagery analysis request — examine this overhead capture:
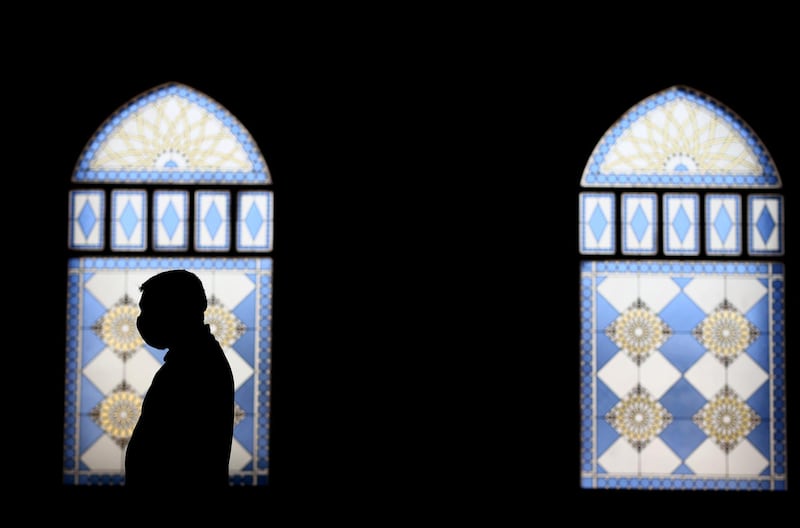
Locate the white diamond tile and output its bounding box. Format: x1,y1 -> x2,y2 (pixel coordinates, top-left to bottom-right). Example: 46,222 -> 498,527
81,435 -> 124,471
726,277 -> 768,314
685,439 -> 728,475
83,348 -> 125,394
684,353 -> 725,400
198,272 -> 256,310
728,353 -> 769,400
85,271 -> 134,309
683,277 -> 726,314
126,348 -> 164,395
639,351 -> 681,399
729,440 -> 769,476
598,437 -> 638,474
229,437 -> 253,471
225,346 -> 255,391
597,352 -> 637,398
638,277 -> 681,312
597,277 -> 640,313
640,438 -> 681,474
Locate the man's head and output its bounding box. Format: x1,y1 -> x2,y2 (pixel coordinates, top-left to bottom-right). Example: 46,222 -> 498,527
136,270 -> 208,349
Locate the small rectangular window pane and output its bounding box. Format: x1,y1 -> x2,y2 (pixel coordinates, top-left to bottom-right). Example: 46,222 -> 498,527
663,193 -> 699,256
748,195 -> 783,256
705,194 -> 741,256
111,190 -> 147,251
195,191 -> 230,251
153,191 -> 189,251
69,190 -> 105,250
622,193 -> 657,255
580,192 -> 615,255
237,191 -> 273,252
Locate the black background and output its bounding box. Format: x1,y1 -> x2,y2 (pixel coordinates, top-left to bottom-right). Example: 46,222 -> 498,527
5,11 -> 795,517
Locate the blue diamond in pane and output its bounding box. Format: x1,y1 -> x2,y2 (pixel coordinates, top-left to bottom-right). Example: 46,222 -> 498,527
756,205 -> 776,243
120,201 -> 139,238
674,163 -> 688,171
162,202 -> 180,239
631,204 -> 649,242
245,203 -> 264,238
673,204 -> 691,242
205,202 -> 222,238
164,160 -> 178,168
78,202 -> 96,238
589,204 -> 608,241
713,205 -> 733,242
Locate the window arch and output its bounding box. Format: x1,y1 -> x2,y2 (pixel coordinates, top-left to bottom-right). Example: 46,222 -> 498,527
579,86 -> 786,491
62,82 -> 273,486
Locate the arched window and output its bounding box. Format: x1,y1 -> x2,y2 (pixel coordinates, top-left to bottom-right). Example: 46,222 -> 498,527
62,83 -> 273,486
579,86 -> 786,491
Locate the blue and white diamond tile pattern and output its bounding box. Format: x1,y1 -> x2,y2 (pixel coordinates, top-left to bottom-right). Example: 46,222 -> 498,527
622,193 -> 656,255
663,194 -> 699,256
580,261 -> 786,491
748,195 -> 783,256
196,191 -> 230,251
72,82 -> 271,185
111,190 -> 147,251
237,191 -> 274,252
153,191 -> 189,251
63,257 -> 272,486
580,193 -> 615,255
580,86 -> 781,188
69,190 -> 105,250
706,195 -> 741,256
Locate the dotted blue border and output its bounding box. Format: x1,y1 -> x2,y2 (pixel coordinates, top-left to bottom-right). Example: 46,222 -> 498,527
579,260 -> 787,491
748,194 -> 784,256
72,83 -> 270,184
663,193 -> 699,256
581,86 -> 780,188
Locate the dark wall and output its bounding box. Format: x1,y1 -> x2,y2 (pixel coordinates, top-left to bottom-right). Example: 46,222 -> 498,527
7,17 -> 794,517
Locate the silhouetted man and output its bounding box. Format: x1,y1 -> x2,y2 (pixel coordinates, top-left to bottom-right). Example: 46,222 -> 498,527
125,269 -> 235,493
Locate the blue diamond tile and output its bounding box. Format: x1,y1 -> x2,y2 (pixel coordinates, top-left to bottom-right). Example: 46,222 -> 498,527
245,203 -> 264,238
660,378 -> 706,419
162,202 -> 180,239
205,202 -> 222,237
78,202 -> 97,238
672,204 -> 691,242
660,418 -> 706,460
756,205 -> 775,243
713,205 -> 733,242
589,204 -> 608,241
631,204 -> 649,242
120,201 -> 139,238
